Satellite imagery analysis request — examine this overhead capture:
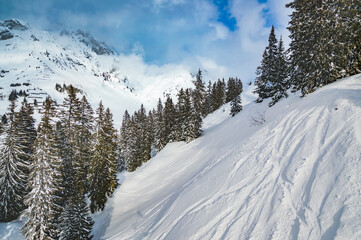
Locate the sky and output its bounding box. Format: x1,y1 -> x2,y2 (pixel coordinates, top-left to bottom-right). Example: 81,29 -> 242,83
0,0 -> 291,83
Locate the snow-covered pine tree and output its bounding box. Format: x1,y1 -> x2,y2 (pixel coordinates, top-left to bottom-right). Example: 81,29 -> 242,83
226,77 -> 243,103
182,88 -> 193,142
55,87 -> 94,237
287,0 -> 340,95
134,104 -> 152,164
187,88 -> 202,141
192,69 -> 207,117
175,88 -> 187,141
163,96 -> 177,143
22,97 -> 63,239
269,36 -> 289,107
0,100 -> 35,222
15,99 -> 37,168
88,102 -> 118,213
230,94 -> 242,117
59,193 -> 93,240
124,116 -> 139,172
226,78 -> 236,103
204,81 -> 213,115
120,110 -> 133,171
58,85 -> 81,197
76,95 -> 94,194
153,99 -> 167,152
336,0 -> 361,76
253,25 -> 278,102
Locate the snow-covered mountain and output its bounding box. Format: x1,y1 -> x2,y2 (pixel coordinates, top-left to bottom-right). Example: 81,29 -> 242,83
0,19 -> 194,125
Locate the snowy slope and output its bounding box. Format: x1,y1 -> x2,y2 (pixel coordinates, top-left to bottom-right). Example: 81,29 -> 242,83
1,19 -> 361,240
91,74 -> 361,240
0,19 -> 194,125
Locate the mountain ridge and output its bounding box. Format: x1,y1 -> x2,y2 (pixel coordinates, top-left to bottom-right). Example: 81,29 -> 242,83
0,19 -> 195,125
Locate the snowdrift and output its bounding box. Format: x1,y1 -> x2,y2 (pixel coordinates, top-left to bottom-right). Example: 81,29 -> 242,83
94,74 -> 361,240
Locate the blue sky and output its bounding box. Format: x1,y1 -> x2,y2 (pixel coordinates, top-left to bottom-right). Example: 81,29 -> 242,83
0,0 -> 291,82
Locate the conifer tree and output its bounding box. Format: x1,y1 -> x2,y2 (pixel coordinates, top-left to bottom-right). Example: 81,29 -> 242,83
336,0 -> 361,76
124,116 -> 139,172
57,92 -> 94,239
135,104 -> 152,164
58,85 -> 81,197
88,102 -> 118,213
254,26 -> 278,102
163,96 -> 177,143
22,97 -> 63,239
153,99 -> 167,152
226,78 -> 243,103
230,94 -> 242,117
287,0 -> 340,95
175,88 -> 187,141
204,81 -> 213,115
120,110 -> 133,171
187,88 -> 202,141
192,69 -> 207,117
269,36 -> 289,107
59,194 -> 93,240
0,100 -> 36,222
76,95 -> 94,193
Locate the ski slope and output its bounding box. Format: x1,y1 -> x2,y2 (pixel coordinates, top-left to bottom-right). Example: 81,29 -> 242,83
92,74 -> 361,240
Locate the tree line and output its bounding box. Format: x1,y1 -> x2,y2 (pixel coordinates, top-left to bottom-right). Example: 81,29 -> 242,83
120,69 -> 244,172
254,0 -> 360,106
0,70 -> 243,239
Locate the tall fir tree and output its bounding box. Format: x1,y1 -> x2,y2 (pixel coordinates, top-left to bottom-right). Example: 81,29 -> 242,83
254,26 -> 278,102
287,0 -> 341,95
22,97 -> 63,239
269,36 -> 289,106
175,88 -> 187,141
88,102 -> 118,213
163,96 -> 177,143
0,100 -> 36,222
57,91 -> 94,239
192,69 -> 207,117
153,99 -> 167,152
119,110 -> 134,171
76,95 -> 94,193
336,0 -> 361,76
187,88 -> 202,141
204,81 -> 213,115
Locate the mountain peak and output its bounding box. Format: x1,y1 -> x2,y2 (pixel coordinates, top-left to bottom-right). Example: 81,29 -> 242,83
60,29 -> 114,56
0,19 -> 29,31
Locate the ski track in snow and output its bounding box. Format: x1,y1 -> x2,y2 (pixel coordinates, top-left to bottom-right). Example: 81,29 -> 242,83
91,74 -> 361,240
1,72 -> 361,239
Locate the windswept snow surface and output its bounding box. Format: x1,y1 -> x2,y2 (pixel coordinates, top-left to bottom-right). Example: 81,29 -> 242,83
93,74 -> 361,240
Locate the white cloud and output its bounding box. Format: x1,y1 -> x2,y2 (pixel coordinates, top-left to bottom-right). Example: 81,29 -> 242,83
4,0 -> 291,86
209,22 -> 230,40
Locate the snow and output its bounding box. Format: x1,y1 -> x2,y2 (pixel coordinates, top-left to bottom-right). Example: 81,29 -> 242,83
0,23 -> 194,127
2,74 -> 361,239
92,74 -> 361,239
1,21 -> 361,240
